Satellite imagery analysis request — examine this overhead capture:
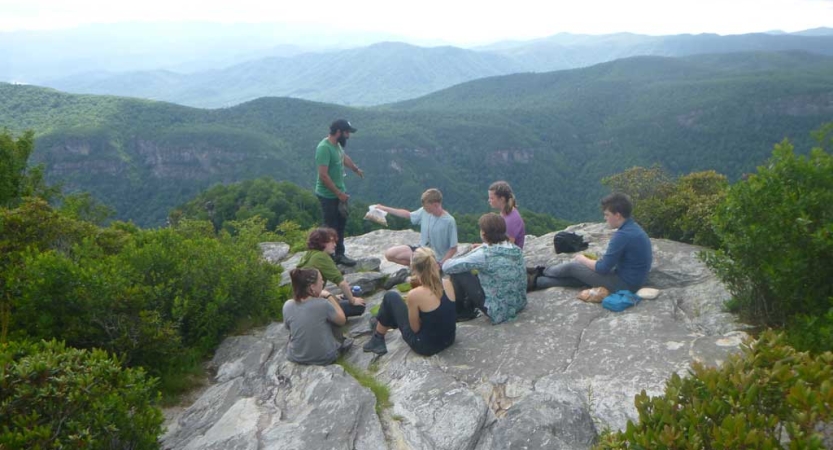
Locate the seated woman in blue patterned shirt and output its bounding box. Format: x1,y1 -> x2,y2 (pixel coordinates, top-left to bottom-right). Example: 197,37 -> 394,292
442,213 -> 527,324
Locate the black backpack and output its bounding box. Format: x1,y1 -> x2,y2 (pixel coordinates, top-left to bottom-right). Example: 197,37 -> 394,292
449,271 -> 485,321
553,231 -> 589,254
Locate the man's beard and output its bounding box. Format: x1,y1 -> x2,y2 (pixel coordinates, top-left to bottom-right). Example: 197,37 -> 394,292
337,136 -> 348,147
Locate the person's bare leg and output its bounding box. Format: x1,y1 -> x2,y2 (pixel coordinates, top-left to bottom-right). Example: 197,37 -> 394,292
384,245 -> 414,266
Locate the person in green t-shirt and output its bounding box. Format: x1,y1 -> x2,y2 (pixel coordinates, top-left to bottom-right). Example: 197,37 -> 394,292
315,119 -> 364,267
296,227 -> 366,317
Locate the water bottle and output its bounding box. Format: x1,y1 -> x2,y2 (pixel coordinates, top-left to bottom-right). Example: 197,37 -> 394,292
351,285 -> 362,296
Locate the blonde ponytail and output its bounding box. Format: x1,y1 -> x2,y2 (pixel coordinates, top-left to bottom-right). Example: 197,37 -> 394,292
411,247 -> 443,299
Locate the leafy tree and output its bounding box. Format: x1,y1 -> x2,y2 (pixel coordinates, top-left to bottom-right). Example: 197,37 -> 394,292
0,129 -> 57,208
602,165 -> 728,247
58,191 -> 115,226
170,177 -> 409,240
702,126 -> 833,346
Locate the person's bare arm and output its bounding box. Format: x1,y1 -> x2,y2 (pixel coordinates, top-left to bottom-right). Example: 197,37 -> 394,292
343,154 -> 363,178
375,204 -> 411,219
439,246 -> 458,265
317,165 -> 348,201
406,288 -> 426,333
338,280 -> 365,306
325,294 -> 347,326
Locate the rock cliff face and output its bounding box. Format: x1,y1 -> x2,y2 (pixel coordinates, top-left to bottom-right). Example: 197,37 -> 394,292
162,225 -> 748,450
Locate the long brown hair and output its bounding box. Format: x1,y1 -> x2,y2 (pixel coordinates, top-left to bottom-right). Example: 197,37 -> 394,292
290,268 -> 320,301
411,247 -> 443,299
489,181 -> 516,215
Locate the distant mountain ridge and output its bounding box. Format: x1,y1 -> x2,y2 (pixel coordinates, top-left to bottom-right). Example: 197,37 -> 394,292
44,42 -> 525,108
35,30 -> 833,107
1,51 -> 831,226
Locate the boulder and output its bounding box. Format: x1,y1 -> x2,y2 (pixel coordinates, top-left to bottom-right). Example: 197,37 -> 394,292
164,227 -> 748,449
341,257 -> 383,275
162,324 -> 385,450
258,242 -> 291,265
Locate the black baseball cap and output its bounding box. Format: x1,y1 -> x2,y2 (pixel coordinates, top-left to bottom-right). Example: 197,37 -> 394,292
330,119 -> 357,134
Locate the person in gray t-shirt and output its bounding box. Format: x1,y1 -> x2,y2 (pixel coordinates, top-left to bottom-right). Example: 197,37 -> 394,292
283,268 -> 347,365
375,188 -> 459,268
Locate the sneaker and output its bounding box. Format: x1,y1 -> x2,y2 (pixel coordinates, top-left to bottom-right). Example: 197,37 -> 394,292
362,333 -> 388,355
339,337 -> 354,353
334,254 -> 357,267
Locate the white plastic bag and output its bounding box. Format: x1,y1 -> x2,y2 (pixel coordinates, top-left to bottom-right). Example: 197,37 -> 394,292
636,287 -> 660,300
364,205 -> 388,226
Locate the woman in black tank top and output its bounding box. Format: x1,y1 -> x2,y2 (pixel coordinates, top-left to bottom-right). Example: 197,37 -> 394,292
363,248 -> 457,356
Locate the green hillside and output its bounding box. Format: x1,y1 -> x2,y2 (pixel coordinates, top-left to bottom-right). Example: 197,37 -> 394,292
2,51 -> 831,226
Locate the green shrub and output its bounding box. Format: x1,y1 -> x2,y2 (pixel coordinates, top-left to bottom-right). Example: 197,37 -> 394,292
786,309 -> 833,356
4,202 -> 288,391
702,132 -> 833,333
6,248 -> 185,372
0,339 -> 163,449
602,165 -> 727,247
596,331 -> 833,449
120,217 -> 284,354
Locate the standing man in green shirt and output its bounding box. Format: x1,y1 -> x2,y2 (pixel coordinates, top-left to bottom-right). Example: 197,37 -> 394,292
315,119 -> 363,266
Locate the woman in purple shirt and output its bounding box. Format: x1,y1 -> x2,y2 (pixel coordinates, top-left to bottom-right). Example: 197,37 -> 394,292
488,181 -> 526,248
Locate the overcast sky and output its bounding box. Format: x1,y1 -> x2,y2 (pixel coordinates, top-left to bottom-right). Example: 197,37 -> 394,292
1,0 -> 831,45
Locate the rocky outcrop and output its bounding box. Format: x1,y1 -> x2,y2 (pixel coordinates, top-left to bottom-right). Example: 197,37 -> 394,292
162,225 -> 747,449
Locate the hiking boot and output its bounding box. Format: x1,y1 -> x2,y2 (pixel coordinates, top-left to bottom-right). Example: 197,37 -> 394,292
339,337 -> 354,353
334,254 -> 357,267
362,333 -> 388,355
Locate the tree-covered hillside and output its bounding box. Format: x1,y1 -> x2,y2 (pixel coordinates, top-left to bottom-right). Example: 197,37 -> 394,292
1,51 -> 831,226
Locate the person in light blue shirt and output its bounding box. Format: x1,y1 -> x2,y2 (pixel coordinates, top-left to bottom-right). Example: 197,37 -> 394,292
375,188 -> 459,267
534,193 -> 653,293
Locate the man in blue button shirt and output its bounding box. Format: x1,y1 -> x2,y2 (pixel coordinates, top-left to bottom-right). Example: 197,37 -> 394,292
534,193 -> 652,293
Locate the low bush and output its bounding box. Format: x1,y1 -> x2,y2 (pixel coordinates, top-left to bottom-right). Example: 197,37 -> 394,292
3,201 -> 288,392
702,131 -> 833,336
602,165 -> 727,248
0,339 -> 163,449
596,331 -> 833,449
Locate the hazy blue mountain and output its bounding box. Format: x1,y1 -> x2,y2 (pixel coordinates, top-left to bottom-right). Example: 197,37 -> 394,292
0,21 -> 417,84
2,51 -> 831,226
45,42 -> 526,107
791,27 -> 833,36
485,32 -> 833,72
36,30 -> 833,108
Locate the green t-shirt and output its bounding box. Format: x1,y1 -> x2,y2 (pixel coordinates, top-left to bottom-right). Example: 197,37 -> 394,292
314,138 -> 346,199
297,249 -> 344,285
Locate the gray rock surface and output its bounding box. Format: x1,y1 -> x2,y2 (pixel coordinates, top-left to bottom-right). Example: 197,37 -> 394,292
258,242 -> 290,265
164,226 -> 748,449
